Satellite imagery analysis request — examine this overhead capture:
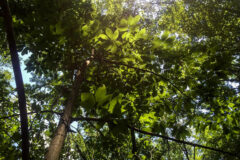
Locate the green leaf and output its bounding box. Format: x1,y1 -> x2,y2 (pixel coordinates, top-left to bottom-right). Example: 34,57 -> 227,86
110,44 -> 117,53
82,24 -> 89,36
112,29 -> 119,40
120,19 -> 128,27
121,105 -> 126,113
161,31 -> 169,41
118,19 -> 128,31
96,121 -> 105,129
55,22 -> 64,35
95,85 -> 112,106
122,32 -> 131,40
128,15 -> 141,26
95,85 -> 106,99
108,97 -> 118,113
82,24 -> 89,31
139,112 -> 156,124
152,37 -> 162,48
98,34 -> 109,40
136,28 -> 147,40
106,28 -> 113,39
81,92 -> 95,109
127,153 -> 134,159
59,36 -> 66,45
113,120 -> 118,125
143,127 -> 152,132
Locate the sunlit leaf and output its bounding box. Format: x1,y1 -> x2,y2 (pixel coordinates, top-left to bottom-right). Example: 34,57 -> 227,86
112,29 -> 119,40
106,28 -> 113,39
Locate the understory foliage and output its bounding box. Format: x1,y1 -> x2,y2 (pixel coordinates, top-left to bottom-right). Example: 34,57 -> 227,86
0,0 -> 239,159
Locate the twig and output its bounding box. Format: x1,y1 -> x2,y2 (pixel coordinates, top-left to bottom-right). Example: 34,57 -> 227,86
0,110 -> 62,120
182,143 -> 190,160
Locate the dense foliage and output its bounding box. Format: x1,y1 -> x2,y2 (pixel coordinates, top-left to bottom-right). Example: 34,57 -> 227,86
0,0 -> 239,159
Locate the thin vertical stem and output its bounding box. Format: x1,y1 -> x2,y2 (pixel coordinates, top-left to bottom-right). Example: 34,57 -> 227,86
194,145 -> 195,160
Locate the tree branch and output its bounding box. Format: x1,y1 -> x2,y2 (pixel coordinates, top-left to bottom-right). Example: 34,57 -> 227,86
71,117 -> 112,123
0,0 -> 29,159
71,116 -> 239,158
0,110 -> 62,120
130,128 -> 140,160
4,110 -> 238,159
182,143 -> 190,160
129,126 -> 239,159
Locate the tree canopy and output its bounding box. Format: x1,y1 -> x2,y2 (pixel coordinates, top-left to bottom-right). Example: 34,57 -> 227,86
0,0 -> 239,159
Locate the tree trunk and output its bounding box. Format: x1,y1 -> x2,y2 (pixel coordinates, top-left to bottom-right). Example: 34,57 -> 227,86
45,60 -> 90,160
0,0 -> 29,159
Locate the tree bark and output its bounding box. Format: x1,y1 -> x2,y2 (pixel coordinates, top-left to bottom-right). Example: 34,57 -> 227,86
0,0 -> 29,159
45,60 -> 89,160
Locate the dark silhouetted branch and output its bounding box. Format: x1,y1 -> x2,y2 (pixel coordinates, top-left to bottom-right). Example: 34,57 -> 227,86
129,126 -> 239,159
0,0 -> 29,159
71,116 -> 239,158
131,128 -> 140,160
0,110 -> 62,120
182,144 -> 190,160
71,117 -> 112,122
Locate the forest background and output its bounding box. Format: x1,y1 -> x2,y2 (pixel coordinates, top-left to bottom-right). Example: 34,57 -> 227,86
0,0 -> 240,159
